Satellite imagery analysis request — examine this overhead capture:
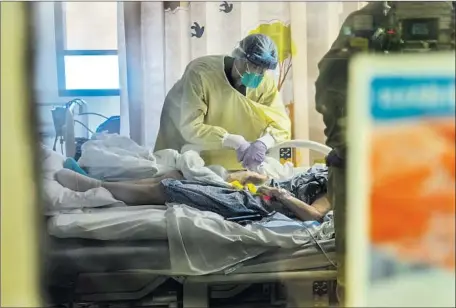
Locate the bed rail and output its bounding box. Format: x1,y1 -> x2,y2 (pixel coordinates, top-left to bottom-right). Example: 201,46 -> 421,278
186,269 -> 337,284
181,139 -> 332,156
270,140 -> 331,155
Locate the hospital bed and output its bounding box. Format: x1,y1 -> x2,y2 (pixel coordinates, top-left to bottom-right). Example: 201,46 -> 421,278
45,102 -> 338,308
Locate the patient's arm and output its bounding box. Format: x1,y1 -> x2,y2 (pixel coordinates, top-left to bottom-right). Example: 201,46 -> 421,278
226,171 -> 270,185
259,186 -> 330,221
279,194 -> 330,221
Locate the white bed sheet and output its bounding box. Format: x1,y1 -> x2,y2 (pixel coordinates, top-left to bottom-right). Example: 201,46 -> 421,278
43,135 -> 333,275
48,204 -> 334,275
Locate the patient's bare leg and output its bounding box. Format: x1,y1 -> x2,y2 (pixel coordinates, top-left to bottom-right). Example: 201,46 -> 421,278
55,169 -> 102,192
55,169 -> 167,205
101,182 -> 167,205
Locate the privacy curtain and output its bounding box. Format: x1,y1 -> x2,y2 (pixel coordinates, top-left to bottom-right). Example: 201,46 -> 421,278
117,1 -> 365,165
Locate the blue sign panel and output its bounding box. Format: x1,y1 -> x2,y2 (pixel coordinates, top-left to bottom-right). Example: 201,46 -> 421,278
370,76 -> 455,121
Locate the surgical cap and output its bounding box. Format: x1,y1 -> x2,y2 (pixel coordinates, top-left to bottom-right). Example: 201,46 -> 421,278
232,34 -> 278,70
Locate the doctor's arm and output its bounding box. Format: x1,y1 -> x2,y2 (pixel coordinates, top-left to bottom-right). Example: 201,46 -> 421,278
257,77 -> 292,148
179,70 -> 230,149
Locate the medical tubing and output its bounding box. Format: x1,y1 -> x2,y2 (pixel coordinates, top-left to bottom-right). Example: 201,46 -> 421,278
305,227 -> 338,268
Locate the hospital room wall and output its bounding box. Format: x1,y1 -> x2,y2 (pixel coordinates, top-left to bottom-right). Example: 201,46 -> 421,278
32,3 -> 120,148
305,2 -> 365,164
33,2 -> 362,158
304,3 -> 346,164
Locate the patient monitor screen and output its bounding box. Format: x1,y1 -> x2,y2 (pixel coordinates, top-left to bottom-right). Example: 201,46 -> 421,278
402,18 -> 439,41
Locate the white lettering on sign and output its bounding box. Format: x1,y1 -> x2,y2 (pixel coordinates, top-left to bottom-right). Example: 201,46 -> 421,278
377,83 -> 455,110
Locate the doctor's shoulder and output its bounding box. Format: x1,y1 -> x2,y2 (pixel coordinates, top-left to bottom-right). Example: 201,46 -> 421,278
184,55 -> 223,76
247,72 -> 281,104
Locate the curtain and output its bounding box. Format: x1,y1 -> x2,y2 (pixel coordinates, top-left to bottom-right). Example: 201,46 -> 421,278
117,1 -> 362,166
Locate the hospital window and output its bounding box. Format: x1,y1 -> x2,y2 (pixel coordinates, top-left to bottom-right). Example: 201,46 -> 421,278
54,2 -> 120,97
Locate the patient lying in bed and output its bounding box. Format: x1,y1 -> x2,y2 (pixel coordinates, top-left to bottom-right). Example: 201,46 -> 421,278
55,165 -> 331,222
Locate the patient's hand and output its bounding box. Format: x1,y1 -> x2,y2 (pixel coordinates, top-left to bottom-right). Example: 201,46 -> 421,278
258,186 -> 290,200
227,171 -> 269,185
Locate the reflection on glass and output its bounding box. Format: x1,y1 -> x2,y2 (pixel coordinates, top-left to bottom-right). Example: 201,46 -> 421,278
31,2 -> 394,308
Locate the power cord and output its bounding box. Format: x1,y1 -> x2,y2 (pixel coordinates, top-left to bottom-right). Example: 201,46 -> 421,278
304,224 -> 338,269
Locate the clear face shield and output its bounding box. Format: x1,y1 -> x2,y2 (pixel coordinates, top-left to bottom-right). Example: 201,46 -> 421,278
234,59 -> 268,89
245,61 -> 267,75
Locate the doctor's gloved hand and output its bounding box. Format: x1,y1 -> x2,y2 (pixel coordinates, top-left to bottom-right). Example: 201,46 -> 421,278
241,140 -> 268,170
222,134 -> 251,162
241,134 -> 275,170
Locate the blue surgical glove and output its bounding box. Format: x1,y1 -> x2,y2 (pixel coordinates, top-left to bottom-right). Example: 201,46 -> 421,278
241,140 -> 268,170
235,142 -> 250,162
222,134 -> 250,162
241,134 -> 276,170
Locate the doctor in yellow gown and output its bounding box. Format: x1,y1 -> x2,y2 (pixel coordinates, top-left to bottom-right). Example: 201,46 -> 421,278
155,34 -> 291,170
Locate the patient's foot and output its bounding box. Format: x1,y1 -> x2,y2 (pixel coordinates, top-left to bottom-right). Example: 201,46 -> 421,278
55,169 -> 102,192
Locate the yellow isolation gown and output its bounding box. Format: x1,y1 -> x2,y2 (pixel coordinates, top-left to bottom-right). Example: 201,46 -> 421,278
155,55 -> 291,170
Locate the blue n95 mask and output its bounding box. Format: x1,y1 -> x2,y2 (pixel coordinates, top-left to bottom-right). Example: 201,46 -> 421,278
234,61 -> 265,89
241,72 -> 264,89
